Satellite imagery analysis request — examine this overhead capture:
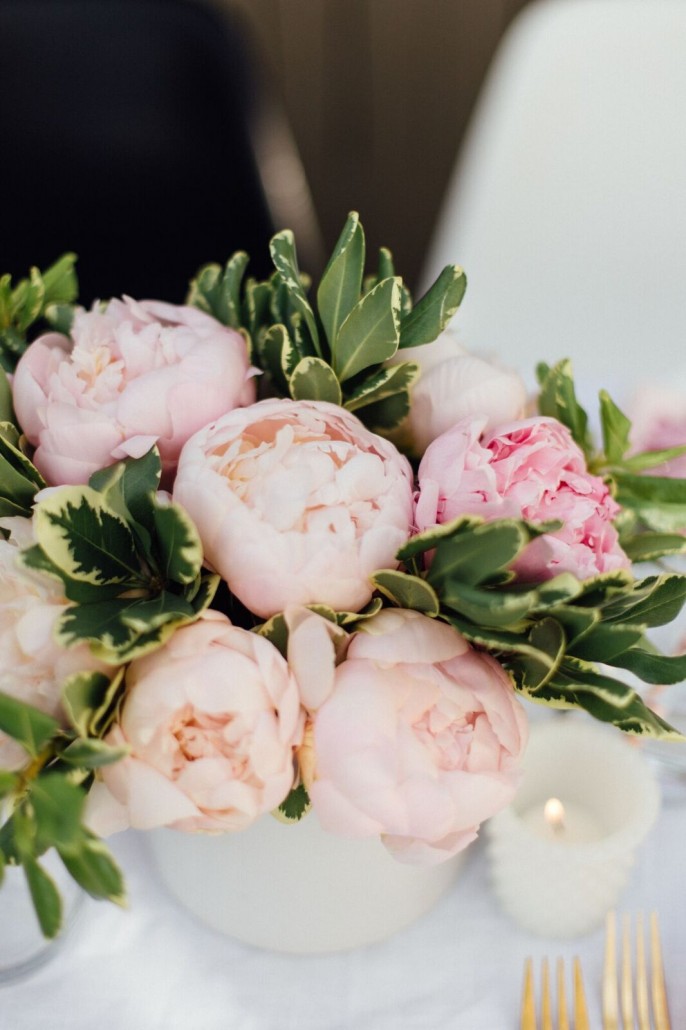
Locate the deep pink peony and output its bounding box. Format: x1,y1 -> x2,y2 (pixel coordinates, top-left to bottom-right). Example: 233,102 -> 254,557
86,612 -> 304,835
12,297 -> 256,485
415,415 -> 630,581
302,608 -> 527,865
173,398 -> 415,618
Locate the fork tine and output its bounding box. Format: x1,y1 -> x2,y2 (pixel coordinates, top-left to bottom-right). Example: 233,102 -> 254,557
573,956 -> 590,1030
557,957 -> 569,1030
541,957 -> 553,1030
620,914 -> 633,1030
650,912 -> 671,1030
521,957 -> 536,1030
603,910 -> 620,1030
635,913 -> 651,1030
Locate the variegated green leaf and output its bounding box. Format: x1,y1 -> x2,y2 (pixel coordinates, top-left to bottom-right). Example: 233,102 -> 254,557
151,501 -> 203,585
371,570 -> 440,615
545,659 -> 684,738
0,693 -> 58,758
602,574 -> 686,627
62,668 -> 125,738
332,277 -> 401,381
396,515 -> 483,562
61,738 -> 130,769
355,390 -> 410,431
274,784 -> 311,824
343,361 -> 419,413
33,487 -> 144,588
289,356 -> 342,404
568,623 -> 644,662
398,264 -> 466,348
606,647 -> 686,685
0,368 -> 13,422
508,618 -> 566,691
427,519 -> 529,589
317,211 -> 365,348
622,532 -> 686,562
270,230 -> 321,356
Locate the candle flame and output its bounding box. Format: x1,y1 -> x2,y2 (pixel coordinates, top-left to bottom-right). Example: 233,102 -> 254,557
544,797 -> 565,833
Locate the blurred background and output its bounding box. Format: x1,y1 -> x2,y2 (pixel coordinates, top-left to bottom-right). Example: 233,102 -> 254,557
0,0 -> 528,299
221,0 -> 529,286
1,0 -> 685,388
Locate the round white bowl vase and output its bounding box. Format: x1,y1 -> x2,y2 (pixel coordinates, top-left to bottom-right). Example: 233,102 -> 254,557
148,812 -> 464,953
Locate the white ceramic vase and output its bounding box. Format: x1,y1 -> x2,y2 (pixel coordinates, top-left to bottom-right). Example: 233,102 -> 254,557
148,812 -> 464,954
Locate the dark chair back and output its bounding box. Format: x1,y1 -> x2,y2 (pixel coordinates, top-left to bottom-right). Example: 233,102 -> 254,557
0,0 -> 276,304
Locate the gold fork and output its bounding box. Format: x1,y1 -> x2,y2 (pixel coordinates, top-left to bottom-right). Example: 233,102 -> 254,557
602,911 -> 671,1030
521,955 -> 590,1030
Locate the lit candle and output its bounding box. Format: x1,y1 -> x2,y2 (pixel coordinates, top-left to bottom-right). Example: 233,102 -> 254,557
486,718 -> 660,938
521,796 -> 603,844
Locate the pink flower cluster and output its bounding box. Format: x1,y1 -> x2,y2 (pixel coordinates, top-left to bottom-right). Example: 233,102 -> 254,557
416,416 -> 630,581
6,297 -> 633,865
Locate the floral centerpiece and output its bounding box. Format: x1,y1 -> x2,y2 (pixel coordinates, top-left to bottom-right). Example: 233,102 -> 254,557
1,213 -> 686,938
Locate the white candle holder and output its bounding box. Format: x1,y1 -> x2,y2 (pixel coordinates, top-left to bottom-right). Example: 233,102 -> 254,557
486,717 -> 660,938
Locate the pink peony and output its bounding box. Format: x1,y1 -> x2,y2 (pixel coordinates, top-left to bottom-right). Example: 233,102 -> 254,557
173,398 -> 414,618
415,415 -> 630,581
12,297 -> 256,486
305,608 -> 527,864
0,517 -> 109,770
629,384 -> 686,478
388,331 -> 527,457
86,611 -> 304,835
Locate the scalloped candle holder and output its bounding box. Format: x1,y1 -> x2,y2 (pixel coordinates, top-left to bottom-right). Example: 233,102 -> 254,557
486,717 -> 660,938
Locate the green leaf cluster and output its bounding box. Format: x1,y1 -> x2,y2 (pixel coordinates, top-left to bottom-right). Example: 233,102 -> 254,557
376,516 -> 686,739
0,692 -> 125,938
537,361 -> 686,561
20,448 -> 218,663
0,255 -> 78,372
0,414 -> 46,520
188,212 -> 466,434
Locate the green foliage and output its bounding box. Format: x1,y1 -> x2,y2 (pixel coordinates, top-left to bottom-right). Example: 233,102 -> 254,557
187,211 -> 466,436
0,254 -> 78,371
22,448 -> 218,663
0,768 -> 125,938
0,420 -> 46,519
274,784 -> 311,823
537,360 -> 686,561
379,515 -> 686,739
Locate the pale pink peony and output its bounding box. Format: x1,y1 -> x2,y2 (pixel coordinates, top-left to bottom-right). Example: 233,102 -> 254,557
305,608 -> 527,864
86,611 -> 304,835
388,331 -> 527,456
173,399 -> 414,618
629,385 -> 686,478
12,297 -> 256,486
415,415 -> 630,581
0,517 -> 109,770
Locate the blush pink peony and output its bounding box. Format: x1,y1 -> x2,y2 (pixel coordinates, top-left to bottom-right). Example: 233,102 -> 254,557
0,517 -> 109,770
173,399 -> 414,618
86,611 -> 304,835
415,415 -> 630,581
305,608 -> 527,864
12,297 -> 256,486
388,331 -> 527,457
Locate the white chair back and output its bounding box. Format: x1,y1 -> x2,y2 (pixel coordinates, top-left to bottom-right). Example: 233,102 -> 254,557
422,0 -> 686,395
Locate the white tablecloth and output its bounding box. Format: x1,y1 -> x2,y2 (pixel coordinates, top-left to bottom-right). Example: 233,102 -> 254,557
2,789 -> 686,1030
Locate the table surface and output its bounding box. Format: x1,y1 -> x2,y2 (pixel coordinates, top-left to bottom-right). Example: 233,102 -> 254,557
2,777 -> 685,1030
